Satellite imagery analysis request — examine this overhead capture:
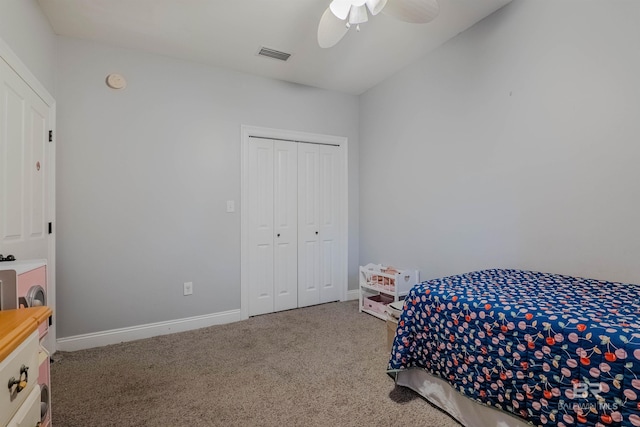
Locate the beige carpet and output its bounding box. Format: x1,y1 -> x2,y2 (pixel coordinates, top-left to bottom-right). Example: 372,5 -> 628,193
51,301 -> 462,426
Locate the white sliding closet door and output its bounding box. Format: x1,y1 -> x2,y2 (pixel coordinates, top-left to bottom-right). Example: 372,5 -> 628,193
247,139 -> 297,316
298,143 -> 340,307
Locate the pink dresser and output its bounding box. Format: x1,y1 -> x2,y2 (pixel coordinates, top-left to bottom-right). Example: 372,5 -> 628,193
0,260 -> 51,427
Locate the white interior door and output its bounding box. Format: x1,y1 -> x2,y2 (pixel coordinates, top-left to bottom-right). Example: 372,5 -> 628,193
273,140 -> 298,312
0,57 -> 49,259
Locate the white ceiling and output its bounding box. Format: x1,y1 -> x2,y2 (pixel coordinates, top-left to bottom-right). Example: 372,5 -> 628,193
37,0 -> 511,95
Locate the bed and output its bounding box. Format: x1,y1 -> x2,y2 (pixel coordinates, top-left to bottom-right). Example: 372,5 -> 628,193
387,269 -> 640,427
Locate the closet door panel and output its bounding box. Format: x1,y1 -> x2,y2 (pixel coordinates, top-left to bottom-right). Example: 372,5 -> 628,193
297,144 -> 320,307
273,141 -> 297,312
247,139 -> 275,316
318,145 -> 341,303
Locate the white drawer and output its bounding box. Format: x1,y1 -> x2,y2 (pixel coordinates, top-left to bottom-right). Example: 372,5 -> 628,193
7,385 -> 41,427
0,330 -> 39,426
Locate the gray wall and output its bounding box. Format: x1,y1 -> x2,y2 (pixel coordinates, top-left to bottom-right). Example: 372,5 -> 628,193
55,37 -> 359,337
0,0 -> 56,94
359,0 -> 640,284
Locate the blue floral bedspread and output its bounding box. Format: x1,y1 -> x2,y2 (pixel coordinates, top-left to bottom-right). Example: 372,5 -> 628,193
388,269 -> 640,426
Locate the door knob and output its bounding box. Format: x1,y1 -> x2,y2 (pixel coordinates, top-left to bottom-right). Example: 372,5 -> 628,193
277,233 -> 281,237
315,231 -> 318,235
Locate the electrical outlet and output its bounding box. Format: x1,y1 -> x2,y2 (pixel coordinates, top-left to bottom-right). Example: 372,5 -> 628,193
183,281 -> 193,296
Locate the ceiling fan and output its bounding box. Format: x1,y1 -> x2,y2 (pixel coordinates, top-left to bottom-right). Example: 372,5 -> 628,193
317,0 -> 440,48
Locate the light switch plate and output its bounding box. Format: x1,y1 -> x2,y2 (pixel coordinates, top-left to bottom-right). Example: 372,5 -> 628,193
226,200 -> 235,213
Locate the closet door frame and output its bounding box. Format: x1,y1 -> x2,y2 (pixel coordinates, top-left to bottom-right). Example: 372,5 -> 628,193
240,125 -> 348,320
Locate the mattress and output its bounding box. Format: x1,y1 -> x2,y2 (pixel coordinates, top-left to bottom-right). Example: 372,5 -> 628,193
388,269 -> 640,426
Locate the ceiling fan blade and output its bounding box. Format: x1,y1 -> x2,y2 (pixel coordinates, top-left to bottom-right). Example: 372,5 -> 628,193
366,0 -> 388,16
330,0 -> 354,20
318,7 -> 349,48
382,0 -> 440,24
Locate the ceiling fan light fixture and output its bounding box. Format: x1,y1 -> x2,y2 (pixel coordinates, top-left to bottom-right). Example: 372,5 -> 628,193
330,0 -> 354,20
349,4 -> 369,24
318,0 -> 440,48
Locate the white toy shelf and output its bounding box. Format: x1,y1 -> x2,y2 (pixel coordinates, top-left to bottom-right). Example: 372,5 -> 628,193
358,263 -> 419,320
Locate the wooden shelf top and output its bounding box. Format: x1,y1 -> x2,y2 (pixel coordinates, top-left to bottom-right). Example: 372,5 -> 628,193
0,307 -> 51,361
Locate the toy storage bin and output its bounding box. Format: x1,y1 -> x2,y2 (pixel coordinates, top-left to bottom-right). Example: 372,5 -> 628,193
363,294 -> 394,316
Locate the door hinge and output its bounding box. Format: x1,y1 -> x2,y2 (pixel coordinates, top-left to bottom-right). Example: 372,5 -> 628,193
48,222 -> 52,234
49,130 -> 53,142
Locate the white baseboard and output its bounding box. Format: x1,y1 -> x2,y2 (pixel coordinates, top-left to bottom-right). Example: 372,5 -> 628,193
56,309 -> 241,352
346,289 -> 359,301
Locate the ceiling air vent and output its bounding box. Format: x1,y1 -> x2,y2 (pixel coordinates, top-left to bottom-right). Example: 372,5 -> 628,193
257,46 -> 291,62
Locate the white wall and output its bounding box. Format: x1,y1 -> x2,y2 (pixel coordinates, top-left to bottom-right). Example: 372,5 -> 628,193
55,37 -> 359,338
0,0 -> 56,94
359,0 -> 640,285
